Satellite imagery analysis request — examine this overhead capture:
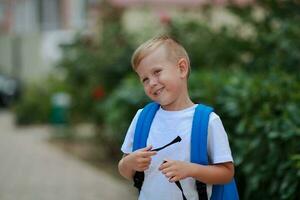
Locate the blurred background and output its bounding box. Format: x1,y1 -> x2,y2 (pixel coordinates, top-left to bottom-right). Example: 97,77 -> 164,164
0,0 -> 299,199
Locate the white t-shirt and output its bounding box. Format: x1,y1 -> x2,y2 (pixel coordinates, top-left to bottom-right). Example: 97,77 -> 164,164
121,104 -> 233,200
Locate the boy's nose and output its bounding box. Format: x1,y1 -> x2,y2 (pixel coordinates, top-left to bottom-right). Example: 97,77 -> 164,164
149,77 -> 158,87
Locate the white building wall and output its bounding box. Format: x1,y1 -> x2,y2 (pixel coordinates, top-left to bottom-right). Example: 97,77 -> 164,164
13,0 -> 39,34
0,0 -> 88,82
0,35 -> 13,75
70,0 -> 86,30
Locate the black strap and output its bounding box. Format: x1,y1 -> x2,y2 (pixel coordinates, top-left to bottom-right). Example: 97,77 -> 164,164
196,180 -> 208,200
134,172 -> 188,200
133,136 -> 208,200
151,136 -> 181,151
175,181 -> 187,200
162,160 -> 187,200
133,136 -> 182,192
133,171 -> 144,191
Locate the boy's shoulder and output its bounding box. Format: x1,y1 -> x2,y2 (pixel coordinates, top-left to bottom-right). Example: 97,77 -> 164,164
209,112 -> 220,122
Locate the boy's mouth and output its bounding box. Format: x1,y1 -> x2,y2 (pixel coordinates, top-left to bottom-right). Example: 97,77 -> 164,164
153,88 -> 164,96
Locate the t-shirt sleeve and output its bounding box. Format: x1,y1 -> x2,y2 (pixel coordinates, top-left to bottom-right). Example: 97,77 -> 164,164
207,112 -> 233,164
120,109 -> 142,154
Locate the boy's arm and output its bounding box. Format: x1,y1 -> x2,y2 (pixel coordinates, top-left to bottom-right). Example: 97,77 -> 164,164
188,162 -> 234,184
118,146 -> 157,180
159,160 -> 234,184
118,154 -> 134,180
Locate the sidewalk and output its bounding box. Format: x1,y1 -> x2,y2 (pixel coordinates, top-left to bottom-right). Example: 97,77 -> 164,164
0,111 -> 136,200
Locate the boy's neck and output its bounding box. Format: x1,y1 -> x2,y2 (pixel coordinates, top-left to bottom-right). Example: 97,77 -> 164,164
161,98 -> 195,111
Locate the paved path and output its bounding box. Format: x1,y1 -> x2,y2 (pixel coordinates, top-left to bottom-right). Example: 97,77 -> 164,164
0,111 -> 136,200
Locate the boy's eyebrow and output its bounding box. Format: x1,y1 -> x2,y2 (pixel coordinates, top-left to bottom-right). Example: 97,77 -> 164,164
137,66 -> 162,82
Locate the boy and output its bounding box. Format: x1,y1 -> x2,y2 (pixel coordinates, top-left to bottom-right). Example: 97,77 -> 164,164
118,35 -> 234,200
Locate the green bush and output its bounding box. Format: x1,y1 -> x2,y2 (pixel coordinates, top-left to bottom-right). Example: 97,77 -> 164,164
14,75 -> 70,125
96,74 -> 149,148
14,85 -> 51,125
169,20 -> 247,70
57,4 -> 134,123
169,1 -> 300,74
227,0 -> 300,72
57,34 -> 133,123
191,69 -> 300,199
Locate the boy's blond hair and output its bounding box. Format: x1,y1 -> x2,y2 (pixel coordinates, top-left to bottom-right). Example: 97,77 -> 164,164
131,35 -> 190,76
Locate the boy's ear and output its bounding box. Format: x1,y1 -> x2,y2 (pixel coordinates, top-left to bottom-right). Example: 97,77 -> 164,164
177,58 -> 189,78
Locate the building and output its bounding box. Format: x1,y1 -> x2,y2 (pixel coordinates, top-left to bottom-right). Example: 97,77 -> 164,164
0,0 -> 90,82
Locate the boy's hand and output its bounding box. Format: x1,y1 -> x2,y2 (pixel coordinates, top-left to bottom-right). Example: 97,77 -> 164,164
159,159 -> 190,182
126,145 -> 157,172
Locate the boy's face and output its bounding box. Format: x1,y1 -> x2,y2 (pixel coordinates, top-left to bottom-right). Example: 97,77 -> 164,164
135,46 -> 189,110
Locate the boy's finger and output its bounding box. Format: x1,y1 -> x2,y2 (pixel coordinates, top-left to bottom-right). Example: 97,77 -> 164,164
169,176 -> 177,183
140,145 -> 153,151
159,159 -> 170,170
139,157 -> 152,164
163,159 -> 172,164
158,164 -> 165,171
142,150 -> 157,157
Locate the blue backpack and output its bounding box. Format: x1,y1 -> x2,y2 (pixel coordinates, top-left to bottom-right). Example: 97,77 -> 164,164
132,102 -> 239,200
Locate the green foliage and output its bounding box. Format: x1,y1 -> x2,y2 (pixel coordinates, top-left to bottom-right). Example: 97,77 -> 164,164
169,20 -> 247,70
191,69 -> 300,199
57,9 -> 134,122
221,72 -> 300,200
14,85 -> 51,125
14,75 -> 70,125
97,74 -> 149,146
169,0 -> 300,73
227,0 -> 300,72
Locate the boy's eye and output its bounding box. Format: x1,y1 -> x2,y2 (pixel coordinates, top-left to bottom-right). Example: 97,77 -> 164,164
142,78 -> 149,84
154,69 -> 161,75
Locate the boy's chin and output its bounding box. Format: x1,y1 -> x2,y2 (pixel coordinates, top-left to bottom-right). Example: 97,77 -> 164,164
149,98 -> 172,107
158,102 -> 173,109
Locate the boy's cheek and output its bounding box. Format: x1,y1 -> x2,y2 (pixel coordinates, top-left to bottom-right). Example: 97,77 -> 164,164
144,89 -> 152,97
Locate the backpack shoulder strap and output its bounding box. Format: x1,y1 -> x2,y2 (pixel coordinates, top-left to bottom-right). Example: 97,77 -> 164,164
191,104 -> 239,200
191,104 -> 213,200
191,104 -> 213,164
133,102 -> 160,151
132,102 -> 159,192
